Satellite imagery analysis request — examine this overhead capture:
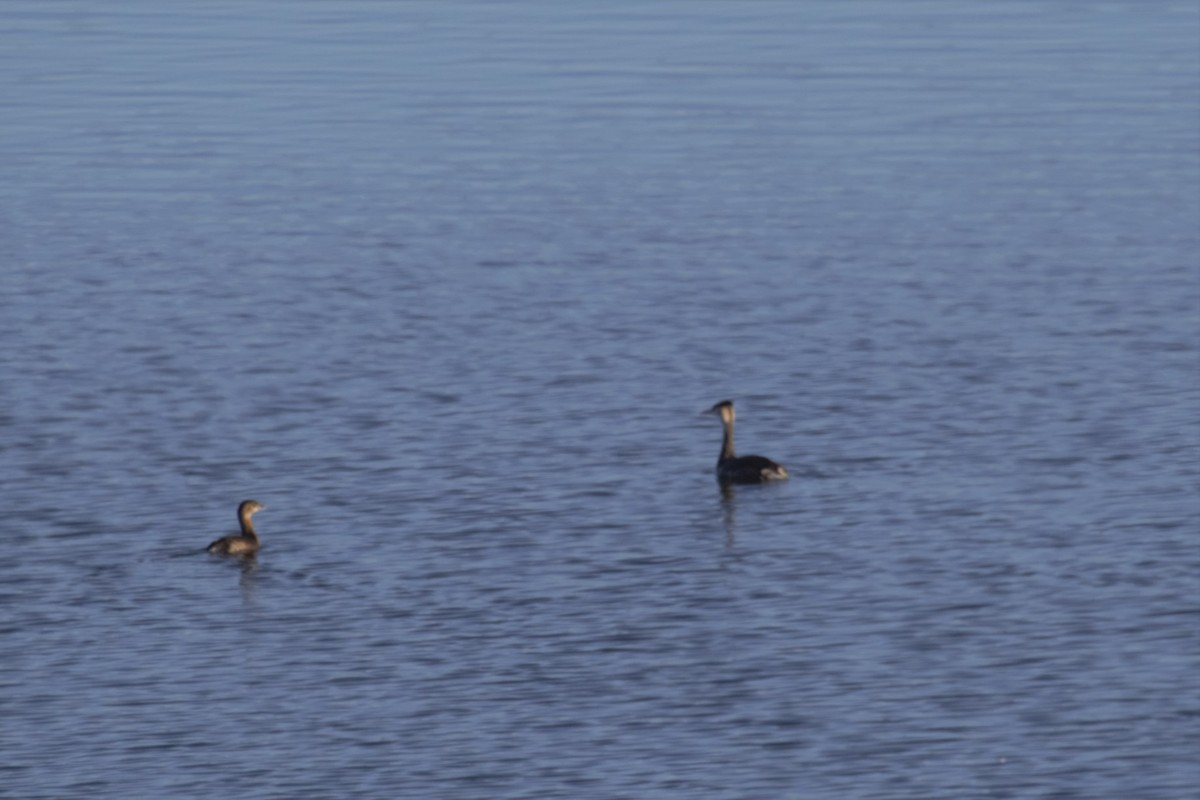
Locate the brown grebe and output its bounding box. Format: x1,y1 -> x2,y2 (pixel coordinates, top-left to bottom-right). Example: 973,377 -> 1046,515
206,500 -> 266,555
706,400 -> 789,485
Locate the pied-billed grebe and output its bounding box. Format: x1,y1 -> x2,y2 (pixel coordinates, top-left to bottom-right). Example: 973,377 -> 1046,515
206,500 -> 266,555
705,400 -> 789,485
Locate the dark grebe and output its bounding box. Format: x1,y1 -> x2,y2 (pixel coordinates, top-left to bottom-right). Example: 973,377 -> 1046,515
706,400 -> 788,485
207,500 -> 266,555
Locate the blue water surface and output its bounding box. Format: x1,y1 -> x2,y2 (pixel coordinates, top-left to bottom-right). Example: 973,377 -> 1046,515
1,3 -> 1198,798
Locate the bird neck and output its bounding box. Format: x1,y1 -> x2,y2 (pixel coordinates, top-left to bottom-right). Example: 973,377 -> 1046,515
719,419 -> 737,462
238,511 -> 259,540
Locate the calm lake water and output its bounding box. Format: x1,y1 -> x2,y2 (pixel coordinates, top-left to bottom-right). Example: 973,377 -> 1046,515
2,2 -> 1198,798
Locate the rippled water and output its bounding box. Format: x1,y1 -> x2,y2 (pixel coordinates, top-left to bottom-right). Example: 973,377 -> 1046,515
2,2 -> 1198,798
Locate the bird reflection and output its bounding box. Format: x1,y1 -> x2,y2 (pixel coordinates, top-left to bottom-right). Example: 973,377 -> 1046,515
238,554 -> 259,606
719,482 -> 737,546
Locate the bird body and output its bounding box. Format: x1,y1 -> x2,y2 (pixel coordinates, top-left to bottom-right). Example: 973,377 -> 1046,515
718,452 -> 789,485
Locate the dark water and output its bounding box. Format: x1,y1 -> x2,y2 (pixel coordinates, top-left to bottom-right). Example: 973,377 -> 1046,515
2,3 -> 1198,798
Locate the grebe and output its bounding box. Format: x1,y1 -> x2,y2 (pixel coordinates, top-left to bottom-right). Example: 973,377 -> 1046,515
706,400 -> 789,485
206,500 -> 266,555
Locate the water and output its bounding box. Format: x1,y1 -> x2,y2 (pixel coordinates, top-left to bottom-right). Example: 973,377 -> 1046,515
2,2 -> 1198,798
